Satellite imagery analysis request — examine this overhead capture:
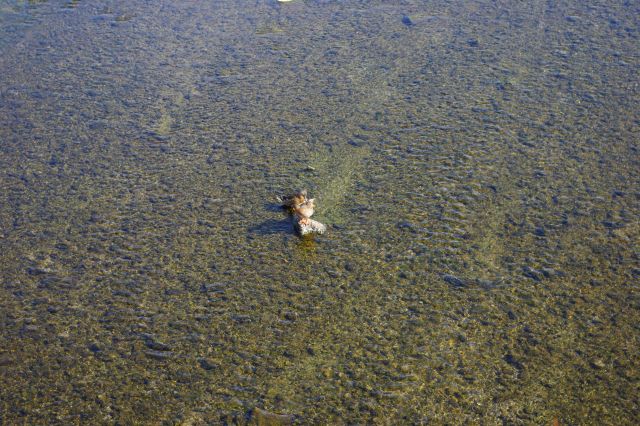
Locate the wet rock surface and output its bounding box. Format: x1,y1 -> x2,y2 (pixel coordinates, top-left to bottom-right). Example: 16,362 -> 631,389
292,217 -> 326,236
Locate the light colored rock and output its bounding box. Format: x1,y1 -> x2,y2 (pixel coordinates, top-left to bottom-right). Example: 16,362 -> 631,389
293,217 -> 326,236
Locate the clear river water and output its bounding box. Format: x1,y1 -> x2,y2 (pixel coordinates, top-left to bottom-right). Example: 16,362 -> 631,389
0,0 -> 638,424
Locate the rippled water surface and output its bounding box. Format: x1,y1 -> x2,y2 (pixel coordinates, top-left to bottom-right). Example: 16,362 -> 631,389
1,0 -> 639,424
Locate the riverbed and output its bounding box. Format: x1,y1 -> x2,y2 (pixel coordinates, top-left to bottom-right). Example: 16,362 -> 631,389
0,0 -> 638,423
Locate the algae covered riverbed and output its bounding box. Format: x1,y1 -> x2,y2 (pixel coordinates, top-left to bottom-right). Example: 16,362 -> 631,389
0,0 -> 638,424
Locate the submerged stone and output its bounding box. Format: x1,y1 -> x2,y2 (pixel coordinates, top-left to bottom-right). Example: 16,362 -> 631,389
522,266 -> 543,281
248,407 -> 295,425
144,350 -> 175,360
397,221 -> 416,231
401,15 -> 413,26
602,220 -> 624,229
145,340 -> 171,351
442,274 -> 466,288
0,355 -> 14,367
198,358 -> 219,371
541,267 -> 564,278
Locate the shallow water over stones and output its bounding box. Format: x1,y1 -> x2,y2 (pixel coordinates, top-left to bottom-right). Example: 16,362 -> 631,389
1,0 -> 638,424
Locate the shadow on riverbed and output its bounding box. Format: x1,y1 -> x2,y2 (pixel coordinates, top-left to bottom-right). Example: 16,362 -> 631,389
248,218 -> 294,235
248,202 -> 296,235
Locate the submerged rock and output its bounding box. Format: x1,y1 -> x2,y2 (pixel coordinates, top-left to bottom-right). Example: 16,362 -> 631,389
144,350 -> 175,360
522,266 -> 543,281
442,274 -> 466,288
248,407 -> 295,425
0,354 -> 14,367
198,358 -> 219,371
145,340 -> 171,351
397,221 -> 417,231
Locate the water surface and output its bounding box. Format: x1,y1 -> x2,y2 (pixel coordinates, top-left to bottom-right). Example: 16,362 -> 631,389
1,0 -> 638,424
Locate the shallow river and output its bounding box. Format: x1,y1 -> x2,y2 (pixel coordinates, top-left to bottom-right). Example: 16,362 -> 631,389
0,0 -> 638,424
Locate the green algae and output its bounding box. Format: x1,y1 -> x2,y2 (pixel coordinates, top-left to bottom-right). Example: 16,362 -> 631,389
304,143 -> 371,225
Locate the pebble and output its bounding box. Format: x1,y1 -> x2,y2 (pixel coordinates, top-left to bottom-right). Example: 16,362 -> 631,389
145,340 -> 171,351
477,279 -> 496,288
27,267 -> 51,275
248,407 -> 295,425
22,325 -> 39,333
397,221 -> 416,231
503,353 -> 524,373
372,390 -> 403,399
198,358 -> 219,371
144,350 -> 175,360
327,270 -> 341,279
201,282 -> 226,293
232,315 -> 252,324
534,227 -> 546,237
442,274 -> 466,288
522,266 -> 542,281
0,355 -> 14,366
283,311 -> 298,321
541,267 -> 563,278
602,220 -> 624,229
145,131 -> 169,142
